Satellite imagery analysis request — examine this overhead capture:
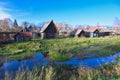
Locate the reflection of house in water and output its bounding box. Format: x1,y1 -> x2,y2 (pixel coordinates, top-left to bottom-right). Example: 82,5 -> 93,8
40,20 -> 58,39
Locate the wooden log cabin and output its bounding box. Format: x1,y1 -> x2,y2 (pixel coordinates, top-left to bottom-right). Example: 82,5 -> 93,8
70,29 -> 86,38
40,20 -> 58,39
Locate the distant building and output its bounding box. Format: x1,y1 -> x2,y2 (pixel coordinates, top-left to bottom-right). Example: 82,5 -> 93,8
84,29 -> 99,37
14,27 -> 32,42
40,20 -> 58,39
98,28 -> 113,37
70,29 -> 86,38
84,26 -> 101,37
28,25 -> 40,39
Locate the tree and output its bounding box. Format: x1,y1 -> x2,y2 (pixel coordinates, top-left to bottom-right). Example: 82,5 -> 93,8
13,19 -> 18,28
0,18 -> 11,32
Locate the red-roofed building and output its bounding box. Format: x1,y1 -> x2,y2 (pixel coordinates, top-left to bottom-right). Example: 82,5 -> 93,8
13,27 -> 32,42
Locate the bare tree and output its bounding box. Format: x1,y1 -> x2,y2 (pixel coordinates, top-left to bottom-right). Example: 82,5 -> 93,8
0,19 -> 10,32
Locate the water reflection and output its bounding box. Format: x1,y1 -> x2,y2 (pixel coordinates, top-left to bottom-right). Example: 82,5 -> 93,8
0,52 -> 120,79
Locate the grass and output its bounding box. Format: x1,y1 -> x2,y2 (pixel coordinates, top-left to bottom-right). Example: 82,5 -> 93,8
1,36 -> 120,80
4,62 -> 120,80
0,36 -> 120,63
0,41 -> 40,65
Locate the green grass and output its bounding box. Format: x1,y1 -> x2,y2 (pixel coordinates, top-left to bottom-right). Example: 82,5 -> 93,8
1,36 -> 120,63
1,36 -> 120,80
50,53 -> 70,61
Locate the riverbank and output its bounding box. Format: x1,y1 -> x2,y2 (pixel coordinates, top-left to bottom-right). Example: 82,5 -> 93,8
0,36 -> 120,66
0,52 -> 120,80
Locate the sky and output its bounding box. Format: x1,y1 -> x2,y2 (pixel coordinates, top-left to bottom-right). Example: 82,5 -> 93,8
0,0 -> 120,26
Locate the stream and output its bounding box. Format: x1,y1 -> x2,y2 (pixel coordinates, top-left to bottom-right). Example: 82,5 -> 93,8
0,52 -> 120,79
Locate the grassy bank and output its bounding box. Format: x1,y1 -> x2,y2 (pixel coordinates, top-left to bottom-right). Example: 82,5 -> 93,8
0,36 -> 120,64
4,61 -> 120,80
1,36 -> 120,80
0,41 -> 40,65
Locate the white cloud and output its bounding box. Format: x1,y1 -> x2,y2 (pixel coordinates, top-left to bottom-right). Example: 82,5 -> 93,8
0,2 -> 13,19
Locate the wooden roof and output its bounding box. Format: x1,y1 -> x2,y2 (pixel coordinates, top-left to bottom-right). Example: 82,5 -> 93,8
98,28 -> 113,33
71,29 -> 84,36
84,29 -> 98,33
40,20 -> 53,33
75,29 -> 83,35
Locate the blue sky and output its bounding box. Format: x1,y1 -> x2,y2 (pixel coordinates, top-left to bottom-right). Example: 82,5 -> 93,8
0,0 -> 120,26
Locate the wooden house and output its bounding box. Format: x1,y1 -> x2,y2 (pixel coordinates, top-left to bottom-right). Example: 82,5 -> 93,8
40,20 -> 58,39
98,28 -> 113,37
70,29 -> 86,38
14,27 -> 32,42
84,29 -> 99,37
84,25 -> 101,37
28,26 -> 40,39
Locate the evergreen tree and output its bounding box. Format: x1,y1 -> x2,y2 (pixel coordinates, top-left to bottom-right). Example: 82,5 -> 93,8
13,19 -> 18,28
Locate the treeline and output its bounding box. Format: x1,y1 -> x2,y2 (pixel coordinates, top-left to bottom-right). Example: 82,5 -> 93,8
0,18 -> 42,32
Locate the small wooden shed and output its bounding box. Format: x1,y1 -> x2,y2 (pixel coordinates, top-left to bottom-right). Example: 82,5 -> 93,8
70,29 -> 86,38
40,20 -> 58,39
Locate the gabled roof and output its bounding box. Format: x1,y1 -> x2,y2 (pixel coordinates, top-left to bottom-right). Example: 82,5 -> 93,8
75,29 -> 83,35
40,20 -> 53,33
14,27 -> 23,32
84,28 -> 98,33
85,25 -> 100,33
28,26 -> 39,32
71,29 -> 84,36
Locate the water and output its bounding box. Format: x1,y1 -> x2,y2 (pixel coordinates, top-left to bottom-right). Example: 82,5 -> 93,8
0,52 -> 120,79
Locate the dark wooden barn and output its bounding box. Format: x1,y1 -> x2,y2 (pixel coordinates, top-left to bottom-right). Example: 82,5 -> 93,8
70,29 -> 86,38
40,20 -> 58,39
